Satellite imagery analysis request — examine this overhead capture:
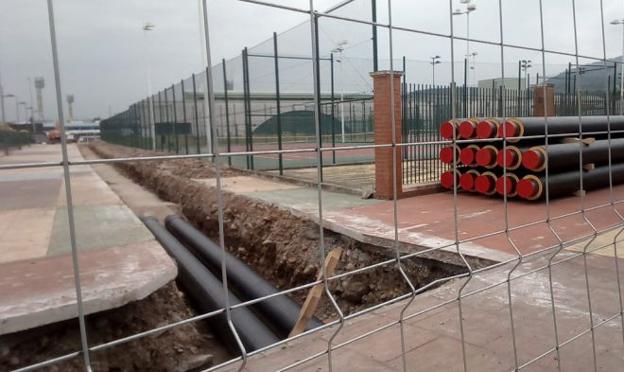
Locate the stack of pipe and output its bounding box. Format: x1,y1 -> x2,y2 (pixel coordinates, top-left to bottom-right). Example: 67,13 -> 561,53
438,115 -> 624,200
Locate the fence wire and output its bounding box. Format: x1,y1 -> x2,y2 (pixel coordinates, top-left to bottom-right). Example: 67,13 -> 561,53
3,0 -> 624,371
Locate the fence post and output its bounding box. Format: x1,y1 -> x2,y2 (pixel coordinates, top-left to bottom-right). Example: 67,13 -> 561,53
222,59 -> 232,166
181,79 -> 189,154
242,47 -> 254,170
330,53 -> 336,164
172,84 -> 179,154
313,15 -> 322,180
164,87 -> 171,152
273,32 -> 284,174
192,73 -> 200,153
370,70 -> 403,200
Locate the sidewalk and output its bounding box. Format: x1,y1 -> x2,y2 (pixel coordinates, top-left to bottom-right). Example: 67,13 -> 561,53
0,144 -> 176,335
220,247 -> 624,371
196,173 -> 624,264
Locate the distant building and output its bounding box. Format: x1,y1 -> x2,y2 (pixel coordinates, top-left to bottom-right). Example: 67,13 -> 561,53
478,78 -> 526,90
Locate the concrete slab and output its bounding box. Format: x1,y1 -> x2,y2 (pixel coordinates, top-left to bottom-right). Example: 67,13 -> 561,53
48,205 -> 154,256
0,144 -> 176,334
0,240 -> 176,335
0,208 -> 56,263
0,179 -> 62,210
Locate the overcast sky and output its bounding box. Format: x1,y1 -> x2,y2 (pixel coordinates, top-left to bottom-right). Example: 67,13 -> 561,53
0,0 -> 622,121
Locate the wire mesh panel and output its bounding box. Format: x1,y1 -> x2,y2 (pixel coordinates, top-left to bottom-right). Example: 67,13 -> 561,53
4,0 -> 624,371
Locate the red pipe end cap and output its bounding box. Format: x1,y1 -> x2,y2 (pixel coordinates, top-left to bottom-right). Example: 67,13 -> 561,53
497,148 -> 517,168
496,176 -> 515,196
439,147 -> 455,164
517,178 -> 540,199
440,171 -> 457,189
458,120 -> 476,139
476,148 -> 496,167
498,121 -> 519,139
476,120 -> 496,139
475,174 -> 495,194
459,147 -> 476,165
460,172 -> 476,191
522,149 -> 543,171
440,121 -> 456,139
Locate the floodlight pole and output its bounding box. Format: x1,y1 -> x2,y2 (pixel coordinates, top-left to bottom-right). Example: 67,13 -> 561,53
143,22 -> 156,150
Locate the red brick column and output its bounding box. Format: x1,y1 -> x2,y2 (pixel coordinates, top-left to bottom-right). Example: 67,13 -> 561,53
371,71 -> 403,200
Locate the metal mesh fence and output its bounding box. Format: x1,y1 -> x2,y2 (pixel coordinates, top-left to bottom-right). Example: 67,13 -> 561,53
4,0 -> 624,371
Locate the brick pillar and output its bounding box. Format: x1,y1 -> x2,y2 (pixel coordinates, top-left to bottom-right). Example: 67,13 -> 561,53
533,84 -> 555,117
371,71 -> 403,200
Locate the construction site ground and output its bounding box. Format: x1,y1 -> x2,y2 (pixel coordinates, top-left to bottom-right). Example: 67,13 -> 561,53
87,142 -> 624,371
3,142 -> 624,371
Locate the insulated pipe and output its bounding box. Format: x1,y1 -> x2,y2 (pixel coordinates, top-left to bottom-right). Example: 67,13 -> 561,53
495,173 -> 520,197
440,119 -> 461,139
475,145 -> 498,168
496,145 -> 523,170
459,169 -> 480,192
441,170 -> 461,189
475,171 -> 498,195
141,217 -> 280,352
439,145 -> 460,164
476,117 -> 503,139
498,115 -> 624,142
522,138 -> 624,172
517,163 -> 624,200
458,118 -> 479,139
459,144 -> 479,166
164,215 -> 323,338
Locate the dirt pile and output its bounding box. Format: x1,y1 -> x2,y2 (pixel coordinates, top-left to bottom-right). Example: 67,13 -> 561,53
0,282 -> 229,371
87,142 -> 467,318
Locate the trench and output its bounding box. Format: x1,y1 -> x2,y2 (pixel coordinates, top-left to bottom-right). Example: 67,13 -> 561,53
86,142 -> 471,319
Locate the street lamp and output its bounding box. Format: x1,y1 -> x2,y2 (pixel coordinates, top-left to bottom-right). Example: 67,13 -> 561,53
453,1 -> 477,116
611,18 -> 624,115
430,55 -> 441,85
143,22 -> 157,150
331,40 -> 348,143
520,59 -> 532,89
469,51 -> 478,86
453,1 -> 477,62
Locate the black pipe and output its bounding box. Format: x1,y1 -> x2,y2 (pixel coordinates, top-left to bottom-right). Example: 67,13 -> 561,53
522,138 -> 624,172
164,215 -> 323,338
500,115 -> 624,142
517,163 -> 624,200
141,217 -> 280,352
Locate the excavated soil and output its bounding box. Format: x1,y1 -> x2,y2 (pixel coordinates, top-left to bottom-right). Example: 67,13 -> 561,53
87,142 -> 469,318
0,282 -> 229,372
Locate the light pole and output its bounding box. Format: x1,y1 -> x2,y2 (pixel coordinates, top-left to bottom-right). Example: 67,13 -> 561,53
143,22 -> 156,150
521,59 -> 532,89
469,51 -> 478,86
611,18 -> 624,115
453,1 -> 477,116
331,40 -> 348,143
430,55 -> 441,85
